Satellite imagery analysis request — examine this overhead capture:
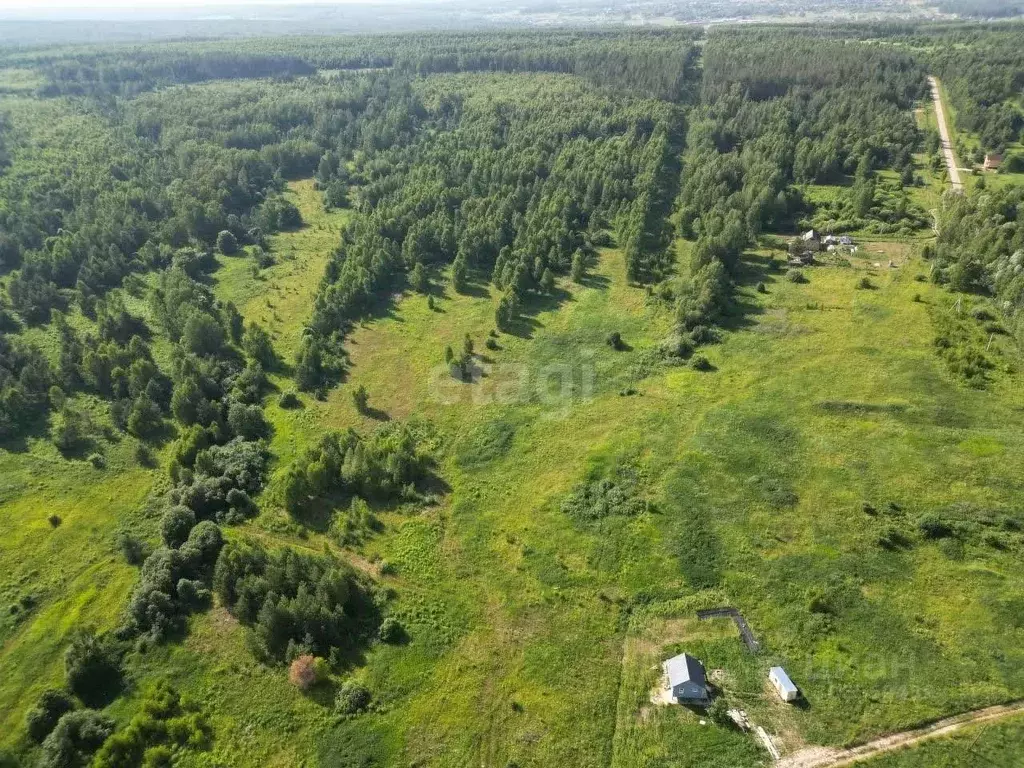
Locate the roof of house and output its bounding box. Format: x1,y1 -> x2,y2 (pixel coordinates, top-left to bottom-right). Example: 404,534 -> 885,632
664,653 -> 706,689
769,666 -> 798,695
985,153 -> 1003,166
801,229 -> 818,240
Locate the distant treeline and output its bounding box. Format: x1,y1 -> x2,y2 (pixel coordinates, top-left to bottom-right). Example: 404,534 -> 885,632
1,30 -> 702,101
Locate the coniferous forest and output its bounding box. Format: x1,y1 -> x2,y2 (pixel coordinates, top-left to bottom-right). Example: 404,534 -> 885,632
3,20 -> 1024,768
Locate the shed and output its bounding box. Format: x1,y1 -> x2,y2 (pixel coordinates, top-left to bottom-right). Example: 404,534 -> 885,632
663,653 -> 708,702
769,666 -> 799,702
984,153 -> 1002,171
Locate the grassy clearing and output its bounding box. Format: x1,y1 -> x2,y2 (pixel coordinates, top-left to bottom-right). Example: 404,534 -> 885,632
857,713 -> 1024,766
7,168 -> 1024,765
188,191 -> 1024,766
214,178 -> 351,365
0,435 -> 157,744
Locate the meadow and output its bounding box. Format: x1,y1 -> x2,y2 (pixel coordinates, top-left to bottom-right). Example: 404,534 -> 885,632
2,29 -> 1024,768
178,189 -> 1024,764
3,166 -> 1024,765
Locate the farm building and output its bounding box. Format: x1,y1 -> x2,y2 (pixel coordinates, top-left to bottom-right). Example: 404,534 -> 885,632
984,153 -> 1002,171
800,229 -> 821,250
769,666 -> 799,702
663,653 -> 708,702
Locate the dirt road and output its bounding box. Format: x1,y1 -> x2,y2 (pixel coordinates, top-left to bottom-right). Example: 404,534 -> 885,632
929,75 -> 963,193
777,700 -> 1024,767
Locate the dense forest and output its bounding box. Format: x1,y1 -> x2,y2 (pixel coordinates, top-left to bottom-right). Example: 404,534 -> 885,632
2,21 -> 1024,768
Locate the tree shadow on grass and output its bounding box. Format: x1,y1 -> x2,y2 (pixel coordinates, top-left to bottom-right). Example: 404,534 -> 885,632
360,406 -> 390,422
503,285 -> 575,340
717,253 -> 774,333
579,272 -> 611,291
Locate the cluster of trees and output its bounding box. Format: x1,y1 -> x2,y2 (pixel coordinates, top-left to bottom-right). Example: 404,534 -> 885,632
935,186 -> 1024,346
26,674 -> 210,768
213,541 -> 377,663
281,423 -> 426,514
929,26 -> 1024,152
302,73 -> 683,387
669,29 -> 928,343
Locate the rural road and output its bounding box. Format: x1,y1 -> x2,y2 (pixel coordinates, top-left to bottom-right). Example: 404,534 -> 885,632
776,700 -> 1024,767
929,75 -> 963,193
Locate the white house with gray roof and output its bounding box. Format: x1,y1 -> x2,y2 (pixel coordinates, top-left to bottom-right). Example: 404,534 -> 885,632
662,653 -> 708,702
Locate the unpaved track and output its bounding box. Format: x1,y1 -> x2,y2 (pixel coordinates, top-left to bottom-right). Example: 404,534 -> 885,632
777,700 -> 1024,767
929,75 -> 963,193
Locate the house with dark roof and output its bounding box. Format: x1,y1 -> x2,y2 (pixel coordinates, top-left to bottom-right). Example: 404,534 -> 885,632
984,153 -> 1003,172
662,653 -> 708,702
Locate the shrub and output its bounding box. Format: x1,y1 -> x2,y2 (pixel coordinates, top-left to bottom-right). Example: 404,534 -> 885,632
87,453 -> 106,469
352,384 -> 369,413
288,654 -> 319,691
48,514 -> 62,528
918,514 -> 954,539
26,689 -> 75,743
485,337 -> 498,350
161,506 -> 196,548
606,331 -> 623,350
335,681 -> 371,714
691,355 -> 712,371
856,276 -> 873,290
227,401 -> 268,440
216,230 -> 238,256
786,268 -> 807,284
878,526 -> 912,550
118,533 -> 147,565
64,632 -> 122,707
38,710 -> 114,768
176,578 -> 210,608
279,391 -> 301,409
706,697 -> 730,726
378,617 -> 404,644
756,282 -> 767,294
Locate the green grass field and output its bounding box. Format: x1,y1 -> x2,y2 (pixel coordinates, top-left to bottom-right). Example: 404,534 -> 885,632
859,713 -> 1024,766
4,173 -> 1024,766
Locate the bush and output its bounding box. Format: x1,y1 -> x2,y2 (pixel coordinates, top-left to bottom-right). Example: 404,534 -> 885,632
756,282 -> 767,294
216,230 -> 239,256
786,269 -> 807,284
161,506 -> 196,548
378,617 -> 404,644
288,654 -> 319,691
118,533 -> 147,565
606,331 -> 623,350
38,710 -> 114,768
856,276 -> 873,290
918,514 -> 954,539
279,391 -> 301,409
335,680 -> 371,714
706,697 -> 730,726
691,355 -> 712,371
48,514 -> 62,528
485,337 -> 498,350
227,401 -> 268,440
352,384 -> 369,413
64,632 -> 122,707
26,689 -> 75,743
87,453 -> 106,469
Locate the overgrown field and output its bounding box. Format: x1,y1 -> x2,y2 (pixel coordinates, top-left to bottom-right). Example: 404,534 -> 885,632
2,26 -> 1024,768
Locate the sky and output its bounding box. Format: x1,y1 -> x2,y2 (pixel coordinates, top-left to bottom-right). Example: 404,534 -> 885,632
0,0 -> 397,8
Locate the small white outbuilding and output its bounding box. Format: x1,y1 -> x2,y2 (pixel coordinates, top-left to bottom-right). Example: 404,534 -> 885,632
769,666 -> 799,702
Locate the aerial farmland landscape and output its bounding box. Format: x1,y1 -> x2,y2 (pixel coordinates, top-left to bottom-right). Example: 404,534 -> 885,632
1,1 -> 1024,766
